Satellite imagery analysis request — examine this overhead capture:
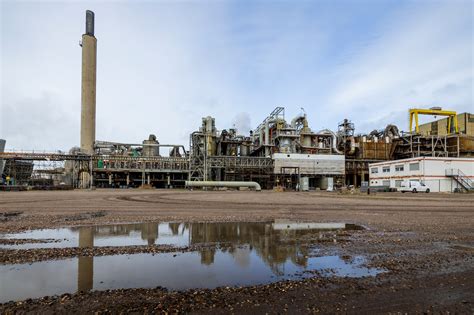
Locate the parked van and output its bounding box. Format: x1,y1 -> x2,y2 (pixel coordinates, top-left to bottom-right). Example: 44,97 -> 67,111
399,181 -> 430,193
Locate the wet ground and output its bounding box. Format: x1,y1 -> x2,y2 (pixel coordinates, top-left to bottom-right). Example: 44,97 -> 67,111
1,221 -> 384,302
0,190 -> 473,313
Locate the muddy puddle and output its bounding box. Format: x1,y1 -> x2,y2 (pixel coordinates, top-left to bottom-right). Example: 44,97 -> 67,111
0,221 -> 383,303
0,221 -> 363,249
0,249 -> 383,303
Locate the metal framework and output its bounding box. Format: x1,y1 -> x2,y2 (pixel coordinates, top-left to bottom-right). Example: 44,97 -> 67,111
409,108 -> 458,134
189,132 -> 206,181
0,152 -> 90,161
92,155 -> 188,173
253,107 -> 285,135
395,134 -> 462,159
207,156 -> 273,169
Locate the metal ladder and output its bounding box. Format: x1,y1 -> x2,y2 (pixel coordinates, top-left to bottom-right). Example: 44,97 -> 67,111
446,169 -> 474,192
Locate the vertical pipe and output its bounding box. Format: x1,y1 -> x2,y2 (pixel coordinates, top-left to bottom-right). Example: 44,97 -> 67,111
0,139 -> 5,176
264,121 -> 270,156
81,10 -> 97,154
89,158 -> 93,188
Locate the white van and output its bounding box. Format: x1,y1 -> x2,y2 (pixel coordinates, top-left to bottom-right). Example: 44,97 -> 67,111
399,181 -> 430,193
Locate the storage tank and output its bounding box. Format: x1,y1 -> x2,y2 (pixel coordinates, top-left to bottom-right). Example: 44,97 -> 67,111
300,177 -> 309,191
142,134 -> 160,157
240,140 -> 251,156
201,116 -> 217,156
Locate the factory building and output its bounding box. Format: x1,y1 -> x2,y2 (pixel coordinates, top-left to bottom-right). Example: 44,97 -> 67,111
417,112 -> 474,136
188,107 -> 346,190
1,11 -> 473,192
369,157 -> 474,192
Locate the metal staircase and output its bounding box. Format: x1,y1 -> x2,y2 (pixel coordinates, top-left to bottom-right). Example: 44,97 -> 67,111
446,169 -> 474,192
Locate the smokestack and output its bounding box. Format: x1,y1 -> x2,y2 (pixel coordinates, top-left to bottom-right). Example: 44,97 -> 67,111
85,10 -> 94,36
80,10 -> 97,154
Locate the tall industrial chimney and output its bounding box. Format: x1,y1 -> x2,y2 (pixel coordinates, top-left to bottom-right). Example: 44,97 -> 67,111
80,10 -> 97,154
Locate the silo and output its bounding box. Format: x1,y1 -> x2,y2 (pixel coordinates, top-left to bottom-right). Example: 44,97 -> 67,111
142,134 -> 160,157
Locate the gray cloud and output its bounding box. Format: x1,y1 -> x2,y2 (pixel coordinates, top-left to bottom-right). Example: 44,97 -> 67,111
1,92 -> 79,150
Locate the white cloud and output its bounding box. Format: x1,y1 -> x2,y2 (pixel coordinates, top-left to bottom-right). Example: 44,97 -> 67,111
325,1 -> 473,133
1,1 -> 472,151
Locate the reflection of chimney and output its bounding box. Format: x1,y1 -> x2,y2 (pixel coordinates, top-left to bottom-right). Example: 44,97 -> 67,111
79,226 -> 94,248
80,10 -> 97,154
141,223 -> 158,245
78,227 -> 94,292
78,256 -> 93,292
200,248 -> 215,265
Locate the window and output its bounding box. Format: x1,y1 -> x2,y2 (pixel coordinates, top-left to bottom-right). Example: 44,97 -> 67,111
382,166 -> 390,173
409,162 -> 420,171
382,180 -> 390,187
371,167 -> 378,174
395,180 -> 403,187
395,165 -> 404,172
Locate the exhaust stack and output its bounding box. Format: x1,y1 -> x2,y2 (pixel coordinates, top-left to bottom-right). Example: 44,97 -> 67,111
80,10 -> 97,154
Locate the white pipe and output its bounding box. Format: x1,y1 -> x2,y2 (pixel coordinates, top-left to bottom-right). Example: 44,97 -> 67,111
348,136 -> 356,155
185,181 -> 261,191
291,114 -> 305,128
317,129 -> 343,154
265,121 -> 270,145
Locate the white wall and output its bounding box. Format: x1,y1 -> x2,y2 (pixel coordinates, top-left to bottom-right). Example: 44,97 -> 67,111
273,153 -> 345,175
369,157 -> 474,192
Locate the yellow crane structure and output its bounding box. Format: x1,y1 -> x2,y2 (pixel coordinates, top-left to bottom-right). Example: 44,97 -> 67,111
409,108 -> 458,134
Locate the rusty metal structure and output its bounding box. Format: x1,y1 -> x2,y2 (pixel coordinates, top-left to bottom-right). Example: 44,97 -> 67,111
1,11 -> 473,191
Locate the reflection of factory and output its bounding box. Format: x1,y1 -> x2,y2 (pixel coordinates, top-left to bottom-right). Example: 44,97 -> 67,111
188,222 -> 320,273
72,223 -> 160,245
1,11 -> 473,190
71,221 -> 338,277
75,223 -> 160,292
71,221 -> 333,292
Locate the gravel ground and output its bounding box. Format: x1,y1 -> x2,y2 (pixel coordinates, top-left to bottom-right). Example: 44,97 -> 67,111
0,189 -> 473,314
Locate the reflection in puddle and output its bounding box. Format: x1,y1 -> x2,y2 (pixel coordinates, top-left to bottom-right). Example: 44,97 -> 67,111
0,250 -> 383,303
0,221 -> 377,303
0,221 -> 362,249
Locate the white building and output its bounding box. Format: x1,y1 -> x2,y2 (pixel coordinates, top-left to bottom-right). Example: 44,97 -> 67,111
273,153 -> 345,175
369,157 -> 474,192
272,153 -> 345,190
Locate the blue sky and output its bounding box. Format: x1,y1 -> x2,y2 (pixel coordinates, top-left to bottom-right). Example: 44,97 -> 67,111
1,0 -> 472,151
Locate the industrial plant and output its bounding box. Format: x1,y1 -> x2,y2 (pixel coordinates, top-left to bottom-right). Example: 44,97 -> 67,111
1,11 -> 473,192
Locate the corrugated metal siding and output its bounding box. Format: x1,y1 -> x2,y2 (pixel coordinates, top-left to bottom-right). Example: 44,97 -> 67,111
418,113 -> 473,136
